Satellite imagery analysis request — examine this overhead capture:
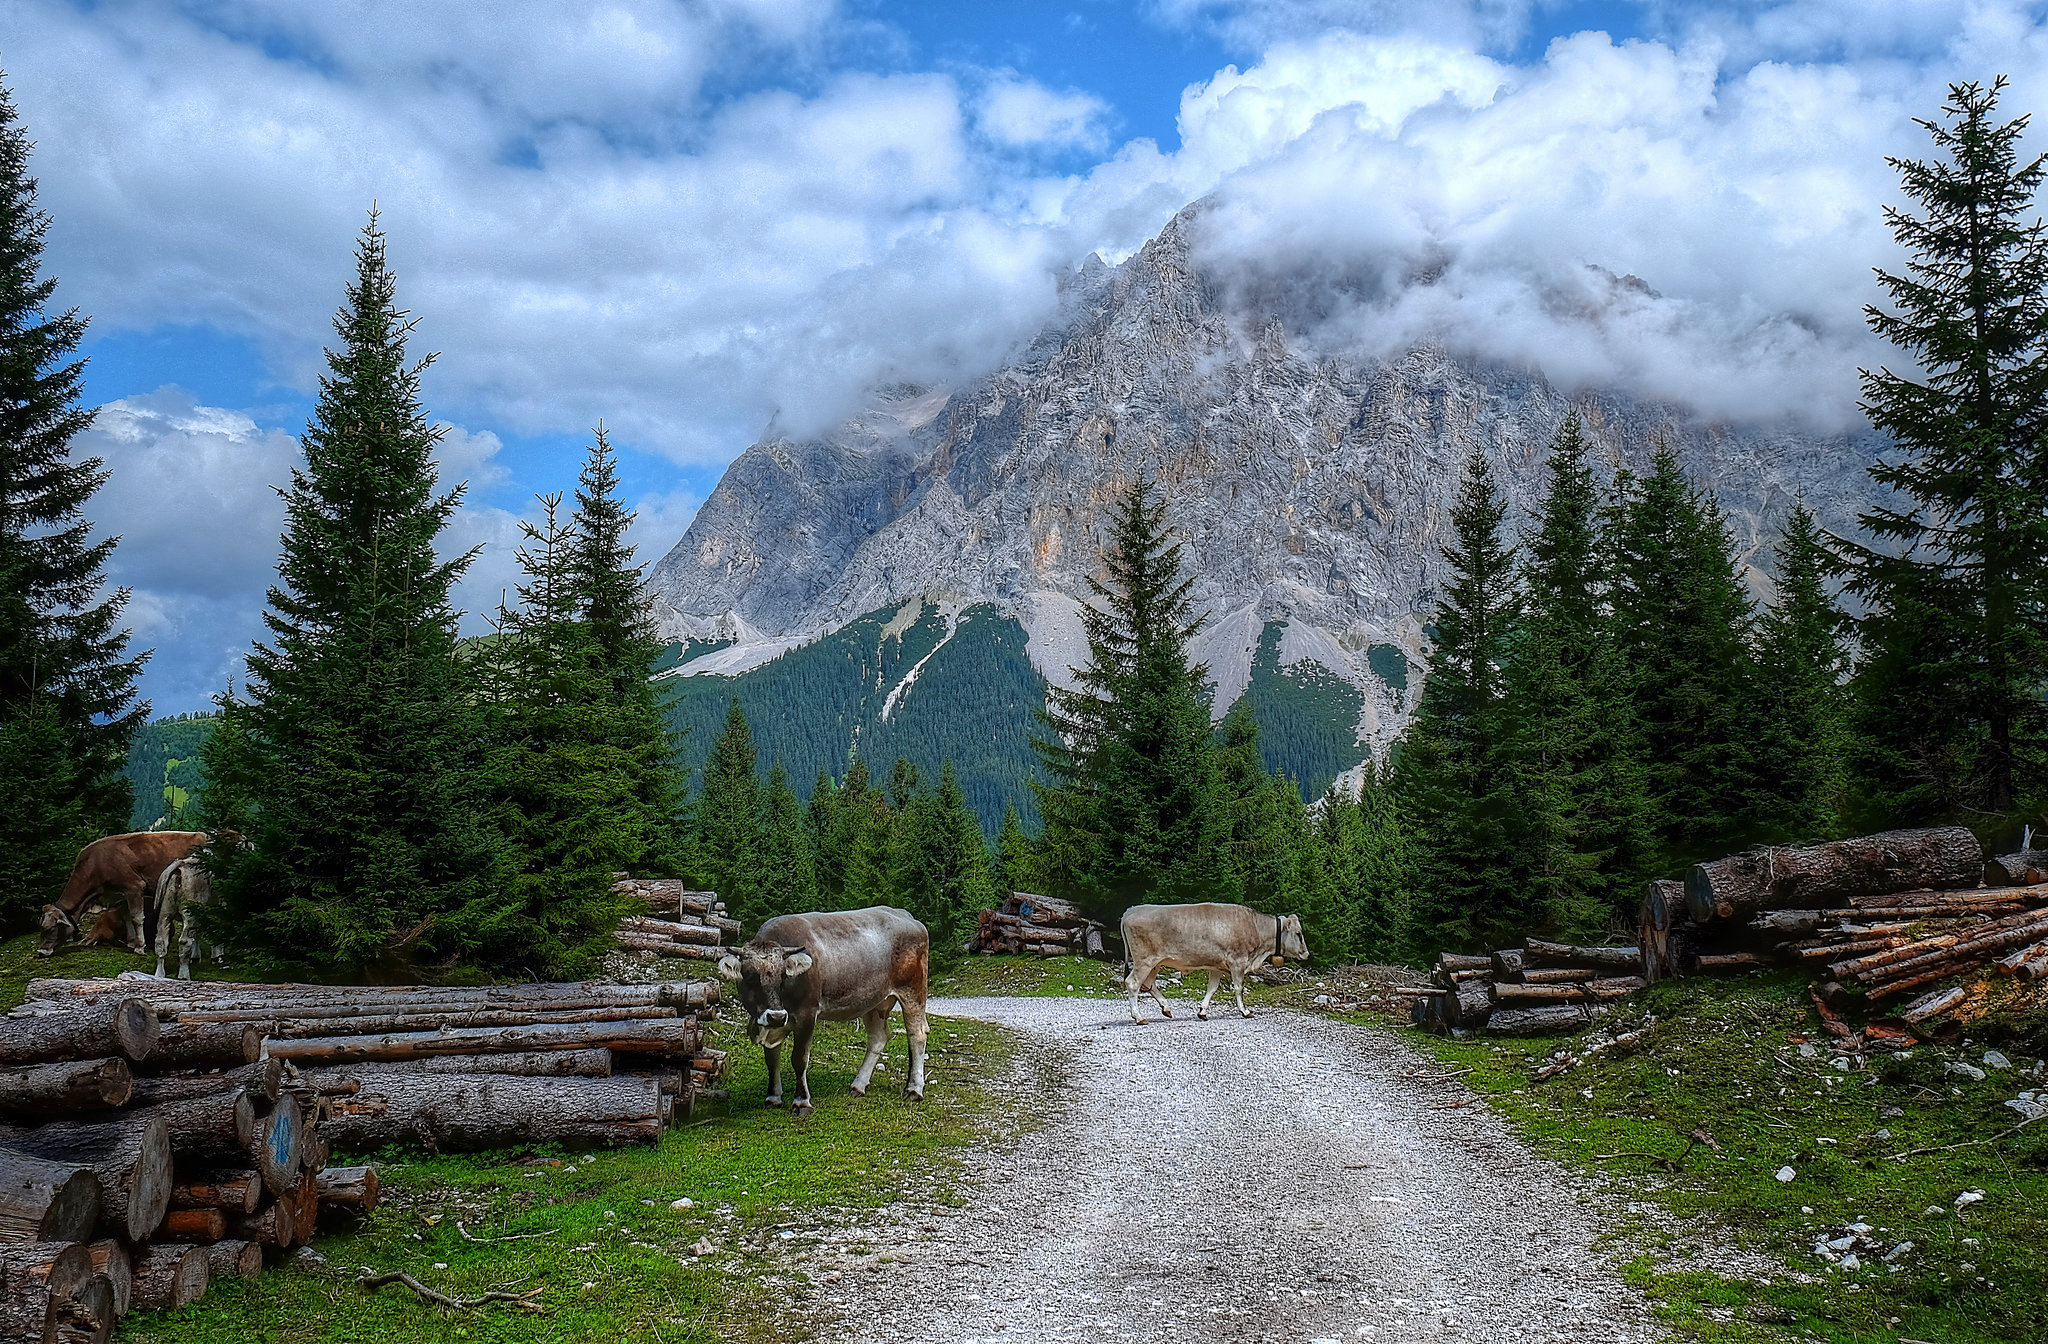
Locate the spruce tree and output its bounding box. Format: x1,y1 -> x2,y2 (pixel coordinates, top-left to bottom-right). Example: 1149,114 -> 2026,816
200,214 -> 499,968
992,802 -> 1034,895
757,763 -> 817,920
1319,768 -> 1410,961
1032,479 -> 1234,923
567,425 -> 686,872
1842,77 -> 2048,822
1753,503 -> 1852,841
0,76 -> 147,925
1395,447 -> 1523,952
893,761 -> 995,959
698,698 -> 765,929
476,494 -> 636,974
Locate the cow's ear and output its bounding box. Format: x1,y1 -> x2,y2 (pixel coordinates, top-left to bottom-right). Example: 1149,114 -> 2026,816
715,954 -> 742,981
782,951 -> 814,977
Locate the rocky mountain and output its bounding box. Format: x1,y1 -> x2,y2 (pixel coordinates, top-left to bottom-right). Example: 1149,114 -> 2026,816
648,202 -> 1886,797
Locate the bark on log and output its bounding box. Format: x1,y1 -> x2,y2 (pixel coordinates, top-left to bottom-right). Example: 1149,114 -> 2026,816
314,1165 -> 379,1211
0,1060 -> 132,1119
169,1173 -> 260,1216
320,1073 -> 664,1152
0,1115 -> 171,1242
1986,849 -> 2048,887
1899,986 -> 1967,1025
1645,879 -> 1683,932
149,1089 -> 257,1165
1747,910 -> 1831,935
1523,941 -> 1645,973
227,1197 -> 291,1249
255,1006 -> 674,1039
1685,827 -> 1981,923
292,1167 -> 317,1246
85,1242 -> 128,1318
1695,952 -> 1769,971
130,1244 -> 208,1310
50,1272 -> 113,1344
612,935 -> 723,960
1520,967 -> 1595,984
1436,953 -> 1492,974
28,979 -> 716,1012
0,1148 -> 101,1242
617,916 -> 722,945
128,1059 -> 282,1108
1850,886 -> 2046,911
202,1240 -> 260,1284
329,1048 -> 624,1078
1638,882 -> 1688,983
1444,980 -> 1493,1029
1586,976 -> 1648,1000
0,1241 -> 91,1344
157,1208 -> 226,1242
1996,938 -> 2048,974
1483,1005 -> 1598,1036
134,1022 -> 262,1073
248,1093 -> 300,1197
1490,983 -> 1588,1006
1489,950 -> 1525,982
262,1018 -> 701,1064
0,1000 -> 158,1067
1834,909 -> 2048,984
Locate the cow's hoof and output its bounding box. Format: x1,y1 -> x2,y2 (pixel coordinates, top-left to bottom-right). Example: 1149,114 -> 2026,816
792,1102 -> 813,1117
764,1097 -> 782,1108
905,1087 -> 924,1102
1131,1016 -> 1146,1025
1161,1008 -> 1173,1018
1198,1011 -> 1209,1020
849,1083 -> 867,1098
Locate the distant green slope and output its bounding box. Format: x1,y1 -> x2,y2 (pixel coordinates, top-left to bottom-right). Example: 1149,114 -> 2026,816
1224,621 -> 1373,800
123,714 -> 216,830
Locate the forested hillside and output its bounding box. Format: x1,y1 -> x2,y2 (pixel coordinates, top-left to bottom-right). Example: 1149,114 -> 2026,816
122,713 -> 214,830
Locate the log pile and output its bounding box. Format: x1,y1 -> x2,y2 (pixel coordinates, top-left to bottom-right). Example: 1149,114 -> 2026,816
968,892 -> 1111,958
1405,942 -> 1644,1036
611,880 -> 740,963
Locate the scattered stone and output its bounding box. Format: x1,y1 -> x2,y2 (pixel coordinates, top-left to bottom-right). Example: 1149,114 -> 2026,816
670,1197 -> 695,1210
1955,1190 -> 1985,1211
1984,1050 -> 2012,1071
293,1247 -> 328,1269
691,1238 -> 718,1257
1947,1062 -> 1986,1082
1775,1166 -> 1797,1183
2004,1097 -> 2048,1121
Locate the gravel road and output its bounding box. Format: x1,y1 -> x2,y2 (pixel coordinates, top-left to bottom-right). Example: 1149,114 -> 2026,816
819,995 -> 1668,1344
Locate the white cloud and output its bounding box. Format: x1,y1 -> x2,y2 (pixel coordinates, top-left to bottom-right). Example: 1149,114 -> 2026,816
977,78 -> 1111,152
626,487 -> 704,571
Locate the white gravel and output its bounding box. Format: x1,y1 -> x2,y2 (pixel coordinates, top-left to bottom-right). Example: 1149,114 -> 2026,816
815,995 -> 1669,1344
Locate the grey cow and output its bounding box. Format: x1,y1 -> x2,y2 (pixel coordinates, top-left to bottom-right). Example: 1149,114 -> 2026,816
1121,902 -> 1309,1023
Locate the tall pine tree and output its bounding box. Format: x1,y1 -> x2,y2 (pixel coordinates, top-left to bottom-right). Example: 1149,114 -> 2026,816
757,762 -> 817,920
0,76 -> 147,927
201,214 -> 499,969
698,698 -> 765,929
1032,479 -> 1234,923
1842,77 -> 2048,824
1753,503 -> 1852,842
893,761 -> 995,961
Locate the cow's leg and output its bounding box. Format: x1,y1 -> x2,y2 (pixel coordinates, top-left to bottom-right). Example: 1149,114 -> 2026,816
1127,956 -> 1164,1023
900,996 -> 929,1101
126,887 -> 148,954
177,905 -> 194,980
1198,969 -> 1221,1021
152,889 -> 174,979
1232,964 -> 1251,1018
788,1022 -> 817,1115
849,1005 -> 891,1097
1148,965 -> 1173,1019
763,1044 -> 783,1108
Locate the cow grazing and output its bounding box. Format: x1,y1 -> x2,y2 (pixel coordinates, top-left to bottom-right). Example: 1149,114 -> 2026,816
153,857 -> 222,980
1120,902 -> 1310,1023
40,831 -> 212,956
716,906 -> 930,1114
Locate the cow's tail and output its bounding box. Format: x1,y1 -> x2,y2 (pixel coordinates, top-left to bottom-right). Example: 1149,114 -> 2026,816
1118,912 -> 1133,980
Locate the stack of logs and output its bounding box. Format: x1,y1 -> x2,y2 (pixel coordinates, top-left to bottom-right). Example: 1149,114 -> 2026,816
0,990 -> 351,1342
612,880 -> 740,964
968,892 -> 1109,959
1639,826 -> 2048,1029
1403,941 -> 1648,1035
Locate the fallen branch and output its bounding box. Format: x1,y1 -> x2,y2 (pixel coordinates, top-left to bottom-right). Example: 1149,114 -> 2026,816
1886,1114 -> 2040,1162
455,1223 -> 553,1244
358,1268 -> 545,1312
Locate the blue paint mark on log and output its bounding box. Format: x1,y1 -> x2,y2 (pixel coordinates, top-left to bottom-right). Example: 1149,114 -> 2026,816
270,1110 -> 293,1165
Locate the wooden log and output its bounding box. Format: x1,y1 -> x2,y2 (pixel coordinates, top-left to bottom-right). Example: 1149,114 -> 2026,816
1522,941 -> 1645,973
1484,1005 -> 1597,1036
0,1241 -> 92,1343
0,1149 -> 101,1242
1899,985 -> 1967,1025
0,1000 -> 158,1067
85,1241 -> 128,1318
169,1173 -> 260,1216
0,1060 -> 133,1119
1747,910 -> 1832,935
292,1167 -> 317,1246
262,1018 -> 701,1065
248,1093 -> 300,1196
1489,949 -> 1525,982
226,1197 -> 291,1249
134,1022 -> 261,1073
201,1240 -> 260,1284
149,1090 -> 257,1166
1639,881 -> 1688,983
49,1272 -> 114,1344
1997,938 -> 2048,974
28,979 -> 717,1012
1490,983 -> 1588,1006
1836,909 -> 2048,985
1849,886 -> 2046,911
1985,848 -> 2048,887
1685,826 -> 1981,923
158,1207 -> 226,1242
1645,878 -> 1682,932
1695,952 -> 1769,972
617,916 -> 723,945
314,1165 -> 379,1212
612,935 -> 723,960
1443,980 -> 1493,1029
0,1115 -> 170,1242
128,1059 -> 282,1108
255,1006 -> 674,1040
1520,967 -> 1595,984
1585,976 -> 1648,1000
130,1244 -> 208,1310
1435,953 -> 1492,974
320,1073 -> 664,1152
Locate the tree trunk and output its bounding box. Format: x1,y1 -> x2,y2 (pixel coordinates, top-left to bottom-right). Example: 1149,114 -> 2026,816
1483,1005 -> 1597,1036
0,1060 -> 132,1119
147,1090 -> 257,1166
157,1208 -> 226,1242
617,916 -> 722,945
1849,887 -> 2044,913
314,1165 -> 379,1212
1685,827 -> 1981,922
128,1059 -> 282,1108
0,1148 -> 101,1242
49,1270 -> 114,1344
130,1244 -> 208,1310
1586,976 -> 1648,999
85,1242 -> 128,1318
202,1240 -> 261,1284
170,1173 -> 260,1215
135,1022 -> 262,1073
1489,949 -> 1525,982
0,1000 -> 158,1067
1985,849 -> 2048,886
1443,980 -> 1493,1029
256,1006 -> 674,1039
1834,909 -> 2048,984
1522,941 -> 1645,973
247,1094 -> 300,1197
262,1018 -> 701,1065
0,1242 -> 92,1344
0,1115 -> 171,1242
1435,953 -> 1491,974
320,1073 -> 664,1152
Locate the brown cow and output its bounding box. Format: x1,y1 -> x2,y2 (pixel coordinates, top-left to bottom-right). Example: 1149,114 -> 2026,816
1120,902 -> 1309,1023
715,906 -> 930,1114
39,831 -> 212,957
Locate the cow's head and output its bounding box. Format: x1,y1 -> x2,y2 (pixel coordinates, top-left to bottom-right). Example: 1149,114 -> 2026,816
716,944 -> 815,1048
1277,914 -> 1309,962
35,904 -> 78,957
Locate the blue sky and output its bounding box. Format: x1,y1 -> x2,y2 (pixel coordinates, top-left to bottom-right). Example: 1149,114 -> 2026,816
15,0 -> 2048,710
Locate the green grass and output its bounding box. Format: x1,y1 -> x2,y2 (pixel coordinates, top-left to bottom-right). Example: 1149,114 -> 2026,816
1401,971 -> 2048,1343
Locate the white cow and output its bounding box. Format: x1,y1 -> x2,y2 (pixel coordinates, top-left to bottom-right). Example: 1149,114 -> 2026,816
1120,902 -> 1309,1023
153,857 -> 223,979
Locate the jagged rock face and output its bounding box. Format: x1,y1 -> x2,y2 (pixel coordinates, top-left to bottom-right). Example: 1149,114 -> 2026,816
649,205 -> 1885,749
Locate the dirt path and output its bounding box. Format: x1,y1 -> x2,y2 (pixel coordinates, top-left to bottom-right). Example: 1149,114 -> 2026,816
816,995 -> 1667,1344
